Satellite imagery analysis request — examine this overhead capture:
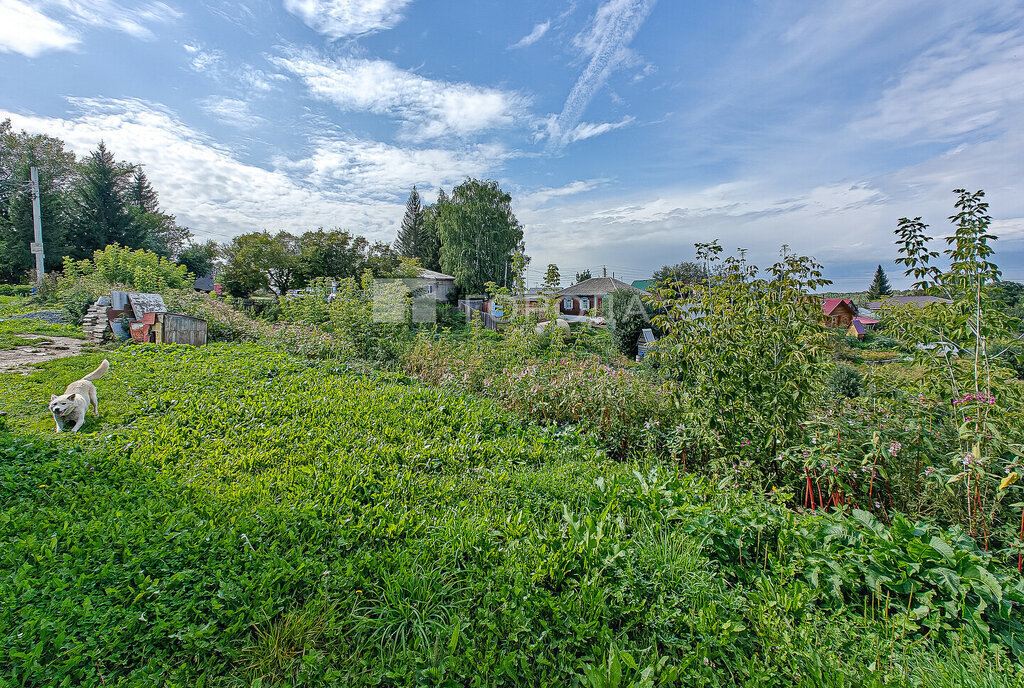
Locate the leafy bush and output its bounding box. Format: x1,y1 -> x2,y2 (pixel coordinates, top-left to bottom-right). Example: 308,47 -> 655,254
63,244 -> 192,292
0,284 -> 32,296
649,241 -> 831,457
828,364 -> 862,398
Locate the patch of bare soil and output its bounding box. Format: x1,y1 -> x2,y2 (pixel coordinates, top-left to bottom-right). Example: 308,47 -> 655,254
0,335 -> 90,374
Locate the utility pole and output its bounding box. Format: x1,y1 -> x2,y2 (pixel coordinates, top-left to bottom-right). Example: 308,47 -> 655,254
30,167 -> 45,286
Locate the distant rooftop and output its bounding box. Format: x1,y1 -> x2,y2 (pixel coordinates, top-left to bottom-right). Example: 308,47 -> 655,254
559,276 -> 644,296
417,268 -> 455,280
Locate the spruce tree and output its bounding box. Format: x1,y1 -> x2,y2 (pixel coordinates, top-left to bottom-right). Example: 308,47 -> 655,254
125,165 -> 159,213
395,186 -> 423,259
867,264 -> 892,300
575,269 -> 592,283
71,141 -> 139,258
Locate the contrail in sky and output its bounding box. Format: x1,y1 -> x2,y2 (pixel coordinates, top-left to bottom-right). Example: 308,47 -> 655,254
548,0 -> 656,150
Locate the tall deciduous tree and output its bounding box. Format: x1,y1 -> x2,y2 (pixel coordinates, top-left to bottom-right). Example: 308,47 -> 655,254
299,228 -> 373,281
437,178 -> 524,295
866,264 -> 892,299
178,239 -> 220,278
221,231 -> 301,296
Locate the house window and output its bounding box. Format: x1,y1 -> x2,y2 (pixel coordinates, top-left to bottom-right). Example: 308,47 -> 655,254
428,285 -> 434,294
563,297 -> 574,310
580,297 -> 590,310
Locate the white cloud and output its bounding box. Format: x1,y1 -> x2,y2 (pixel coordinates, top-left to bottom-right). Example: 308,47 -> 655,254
0,0 -> 78,56
566,116 -> 634,142
520,179 -> 607,206
271,52 -> 530,141
185,43 -> 225,73
0,0 -> 179,56
197,97 -> 264,128
853,29 -> 1024,141
282,0 -> 413,39
510,20 -> 550,49
292,138 -> 508,199
548,0 -> 655,149
55,0 -> 181,40
184,43 -> 283,95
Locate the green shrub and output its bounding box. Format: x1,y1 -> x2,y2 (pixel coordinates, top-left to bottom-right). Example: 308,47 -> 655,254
828,364 -> 862,398
0,284 -> 32,296
62,244 -> 192,291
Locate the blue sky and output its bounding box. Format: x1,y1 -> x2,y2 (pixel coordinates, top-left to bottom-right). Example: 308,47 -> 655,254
2,0 -> 1023,289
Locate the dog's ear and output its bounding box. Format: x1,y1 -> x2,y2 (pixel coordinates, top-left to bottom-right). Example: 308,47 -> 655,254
50,394 -> 58,401
67,393 -> 77,401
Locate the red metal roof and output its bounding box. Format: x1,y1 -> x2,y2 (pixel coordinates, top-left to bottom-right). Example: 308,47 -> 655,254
822,298 -> 854,316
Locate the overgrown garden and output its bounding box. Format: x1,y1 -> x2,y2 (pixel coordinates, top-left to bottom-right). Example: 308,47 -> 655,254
1,189 -> 1023,685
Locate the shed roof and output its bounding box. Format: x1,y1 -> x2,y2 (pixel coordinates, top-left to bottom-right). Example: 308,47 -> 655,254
822,298 -> 855,316
417,268 -> 455,281
558,276 -> 641,296
193,275 -> 215,291
638,328 -> 656,343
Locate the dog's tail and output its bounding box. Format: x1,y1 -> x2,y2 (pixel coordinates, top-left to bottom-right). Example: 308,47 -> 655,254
83,359 -> 109,381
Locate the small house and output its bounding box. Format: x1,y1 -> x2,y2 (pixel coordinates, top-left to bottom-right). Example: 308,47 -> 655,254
558,276 -> 642,316
416,268 -> 456,302
852,315 -> 878,331
822,298 -> 857,328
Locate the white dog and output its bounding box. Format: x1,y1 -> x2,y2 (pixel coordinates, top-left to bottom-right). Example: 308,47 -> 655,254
49,359 -> 109,433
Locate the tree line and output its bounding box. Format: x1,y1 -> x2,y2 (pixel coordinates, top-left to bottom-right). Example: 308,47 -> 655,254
1,120 -> 530,300
0,119 -> 199,283
394,179 -> 525,296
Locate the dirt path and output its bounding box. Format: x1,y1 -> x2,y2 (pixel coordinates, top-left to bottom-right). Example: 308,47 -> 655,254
0,335 -> 90,374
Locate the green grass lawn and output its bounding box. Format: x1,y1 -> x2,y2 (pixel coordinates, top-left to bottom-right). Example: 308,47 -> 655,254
1,344 -> 1020,687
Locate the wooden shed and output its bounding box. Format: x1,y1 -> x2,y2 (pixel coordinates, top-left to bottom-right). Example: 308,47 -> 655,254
129,312 -> 208,346
156,313 -> 208,346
